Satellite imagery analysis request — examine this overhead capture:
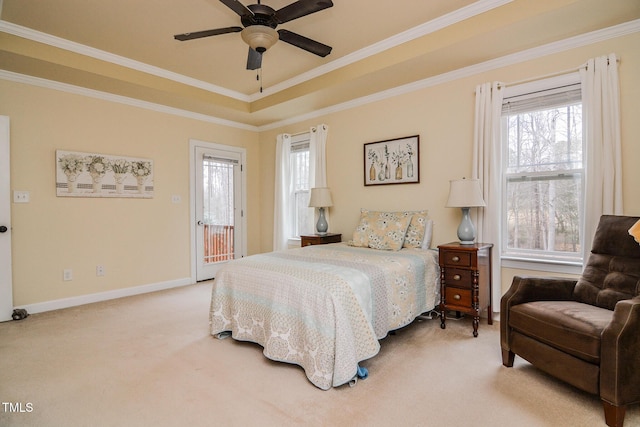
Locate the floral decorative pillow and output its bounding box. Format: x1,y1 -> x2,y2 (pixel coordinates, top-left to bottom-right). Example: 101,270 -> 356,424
350,210 -> 372,248
349,209 -> 414,251
402,210 -> 430,248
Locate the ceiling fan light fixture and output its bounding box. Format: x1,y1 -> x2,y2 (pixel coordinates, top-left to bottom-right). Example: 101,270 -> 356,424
241,25 -> 278,53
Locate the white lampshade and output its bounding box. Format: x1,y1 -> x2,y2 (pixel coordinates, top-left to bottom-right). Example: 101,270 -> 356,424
241,25 -> 278,53
446,178 -> 486,208
308,187 -> 333,208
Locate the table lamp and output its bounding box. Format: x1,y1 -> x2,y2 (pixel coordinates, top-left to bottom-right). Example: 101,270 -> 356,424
446,178 -> 485,244
308,187 -> 333,234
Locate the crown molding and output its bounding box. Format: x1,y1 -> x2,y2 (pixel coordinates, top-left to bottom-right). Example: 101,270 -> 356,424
0,0 -> 511,103
1,19 -> 637,132
257,19 -> 640,131
0,19 -> 251,102
249,0 -> 513,100
0,69 -> 258,131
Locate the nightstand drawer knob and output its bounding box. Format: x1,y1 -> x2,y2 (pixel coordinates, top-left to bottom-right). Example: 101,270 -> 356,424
453,294 -> 461,300
453,274 -> 461,281
452,256 -> 460,262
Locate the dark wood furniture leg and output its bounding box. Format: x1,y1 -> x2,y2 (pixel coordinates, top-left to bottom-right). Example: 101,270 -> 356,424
602,401 -> 625,427
502,349 -> 515,367
439,266 -> 446,329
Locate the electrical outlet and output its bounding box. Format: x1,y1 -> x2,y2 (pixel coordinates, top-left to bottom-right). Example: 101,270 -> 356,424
96,265 -> 105,277
13,191 -> 30,203
63,269 -> 73,281
171,195 -> 181,204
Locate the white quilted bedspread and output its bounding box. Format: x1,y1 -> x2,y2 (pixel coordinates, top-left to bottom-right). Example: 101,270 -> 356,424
209,243 -> 439,389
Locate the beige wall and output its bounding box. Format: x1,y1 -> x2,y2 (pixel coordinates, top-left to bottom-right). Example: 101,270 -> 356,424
1,81 -> 260,306
259,32 -> 640,297
3,32 -> 639,308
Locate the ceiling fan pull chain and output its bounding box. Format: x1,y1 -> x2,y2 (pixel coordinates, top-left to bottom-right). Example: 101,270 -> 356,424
258,68 -> 263,93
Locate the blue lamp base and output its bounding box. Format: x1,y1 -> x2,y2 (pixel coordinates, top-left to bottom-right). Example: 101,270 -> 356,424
316,207 -> 328,234
457,207 -> 476,245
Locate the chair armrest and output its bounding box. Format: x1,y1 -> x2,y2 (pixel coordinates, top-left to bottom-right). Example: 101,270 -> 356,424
500,276 -> 577,353
600,296 -> 640,406
501,275 -> 577,311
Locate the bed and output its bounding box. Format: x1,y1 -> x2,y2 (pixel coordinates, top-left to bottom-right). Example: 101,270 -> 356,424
209,210 -> 440,390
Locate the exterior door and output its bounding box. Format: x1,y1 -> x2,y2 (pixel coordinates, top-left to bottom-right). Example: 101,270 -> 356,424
0,116 -> 13,321
194,144 -> 245,281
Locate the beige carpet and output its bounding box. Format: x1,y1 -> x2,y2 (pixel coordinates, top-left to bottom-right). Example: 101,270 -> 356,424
1,282 -> 638,427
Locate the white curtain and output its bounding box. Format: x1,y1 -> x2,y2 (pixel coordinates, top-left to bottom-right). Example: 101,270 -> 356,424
273,124 -> 329,251
580,53 -> 623,263
273,133 -> 292,251
310,124 -> 329,187
472,82 -> 504,312
309,124 -> 330,229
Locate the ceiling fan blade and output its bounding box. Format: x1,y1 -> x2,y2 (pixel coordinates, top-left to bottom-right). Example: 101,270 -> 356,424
174,26 -> 242,41
277,29 -> 332,57
219,0 -> 254,18
275,0 -> 333,24
246,47 -> 263,70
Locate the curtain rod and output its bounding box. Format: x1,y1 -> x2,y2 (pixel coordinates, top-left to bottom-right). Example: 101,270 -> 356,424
499,57 -> 619,89
499,66 -> 581,89
290,130 -> 309,137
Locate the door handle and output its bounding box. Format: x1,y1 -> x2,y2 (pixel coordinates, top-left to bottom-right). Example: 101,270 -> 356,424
197,221 -> 204,226
0,225 -> 7,233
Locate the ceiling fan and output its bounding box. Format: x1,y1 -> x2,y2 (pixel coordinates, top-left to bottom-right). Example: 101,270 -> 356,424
174,0 -> 334,70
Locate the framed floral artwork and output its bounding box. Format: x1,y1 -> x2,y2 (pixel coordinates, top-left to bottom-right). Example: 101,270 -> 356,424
56,150 -> 154,198
364,135 -> 420,186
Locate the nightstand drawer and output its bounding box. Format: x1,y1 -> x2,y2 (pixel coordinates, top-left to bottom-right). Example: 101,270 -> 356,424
445,287 -> 471,308
444,268 -> 473,288
441,250 -> 472,267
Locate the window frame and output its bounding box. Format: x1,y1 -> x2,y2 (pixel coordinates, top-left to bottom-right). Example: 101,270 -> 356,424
499,73 -> 585,274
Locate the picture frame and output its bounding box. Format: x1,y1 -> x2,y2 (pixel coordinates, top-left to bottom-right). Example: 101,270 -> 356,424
56,150 -> 154,198
364,135 -> 419,186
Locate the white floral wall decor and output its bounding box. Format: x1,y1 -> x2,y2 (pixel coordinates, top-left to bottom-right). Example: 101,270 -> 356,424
56,150 -> 154,198
364,135 -> 420,186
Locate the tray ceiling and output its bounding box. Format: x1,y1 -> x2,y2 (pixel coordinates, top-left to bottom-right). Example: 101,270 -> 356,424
1,0 -> 638,128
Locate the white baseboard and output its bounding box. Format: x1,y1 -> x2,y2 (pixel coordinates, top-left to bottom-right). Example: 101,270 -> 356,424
16,277 -> 193,315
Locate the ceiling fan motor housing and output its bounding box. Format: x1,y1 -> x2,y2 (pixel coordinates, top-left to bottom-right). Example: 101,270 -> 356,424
241,4 -> 278,29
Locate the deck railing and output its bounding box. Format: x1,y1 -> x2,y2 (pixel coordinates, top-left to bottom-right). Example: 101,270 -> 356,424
204,224 -> 234,263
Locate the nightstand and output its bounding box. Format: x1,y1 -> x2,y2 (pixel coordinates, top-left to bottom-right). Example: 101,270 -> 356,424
438,242 -> 493,337
300,233 -> 342,247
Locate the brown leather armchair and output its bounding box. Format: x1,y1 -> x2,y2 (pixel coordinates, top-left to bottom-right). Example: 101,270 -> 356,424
501,215 -> 640,427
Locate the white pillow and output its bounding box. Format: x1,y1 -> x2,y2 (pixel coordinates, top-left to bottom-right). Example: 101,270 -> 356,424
420,219 -> 434,249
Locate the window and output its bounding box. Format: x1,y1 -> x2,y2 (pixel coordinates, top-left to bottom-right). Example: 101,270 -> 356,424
501,79 -> 584,265
289,136 -> 313,239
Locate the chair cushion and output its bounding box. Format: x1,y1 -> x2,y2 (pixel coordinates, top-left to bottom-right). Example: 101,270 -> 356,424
509,301 -> 613,364
574,253 -> 640,310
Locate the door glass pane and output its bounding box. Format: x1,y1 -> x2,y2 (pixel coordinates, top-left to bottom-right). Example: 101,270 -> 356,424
203,157 -> 235,263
